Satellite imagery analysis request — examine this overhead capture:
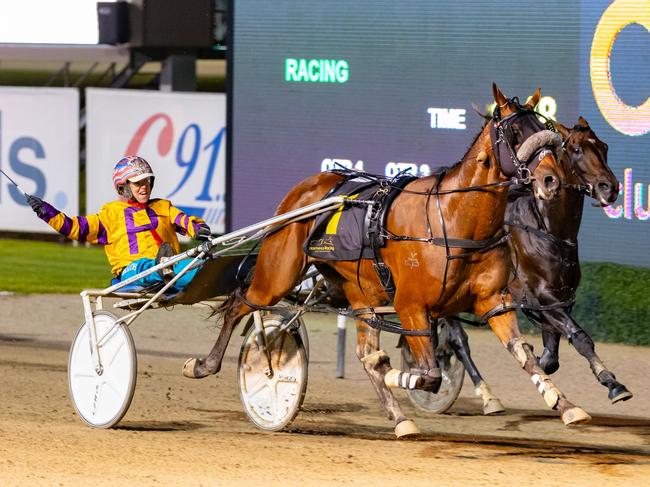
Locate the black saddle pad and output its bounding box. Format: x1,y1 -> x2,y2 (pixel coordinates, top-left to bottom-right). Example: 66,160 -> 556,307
304,178 -> 378,261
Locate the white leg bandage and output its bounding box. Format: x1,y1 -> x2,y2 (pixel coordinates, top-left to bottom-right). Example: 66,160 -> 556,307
509,337 -> 530,368
360,349 -> 389,368
531,373 -> 561,408
385,368 -> 420,390
475,381 -> 498,407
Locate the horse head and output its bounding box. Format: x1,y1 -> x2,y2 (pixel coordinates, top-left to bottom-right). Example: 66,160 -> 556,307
490,83 -> 564,200
554,117 -> 619,206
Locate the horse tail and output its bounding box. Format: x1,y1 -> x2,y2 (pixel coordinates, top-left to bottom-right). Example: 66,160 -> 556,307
211,282 -> 251,328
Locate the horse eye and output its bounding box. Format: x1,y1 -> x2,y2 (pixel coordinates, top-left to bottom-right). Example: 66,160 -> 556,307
572,146 -> 582,155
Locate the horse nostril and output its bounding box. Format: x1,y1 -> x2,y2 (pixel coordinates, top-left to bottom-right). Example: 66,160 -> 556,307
543,175 -> 559,192
598,180 -> 618,203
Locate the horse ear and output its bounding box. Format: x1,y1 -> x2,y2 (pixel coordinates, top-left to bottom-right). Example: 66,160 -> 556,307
492,83 -> 507,106
525,88 -> 541,109
553,120 -> 570,139
578,116 -> 589,127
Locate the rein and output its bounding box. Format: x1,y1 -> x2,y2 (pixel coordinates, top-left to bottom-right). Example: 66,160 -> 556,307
504,221 -> 576,249
334,167 -> 522,197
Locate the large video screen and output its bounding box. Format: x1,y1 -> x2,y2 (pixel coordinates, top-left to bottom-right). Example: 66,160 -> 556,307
230,0 -> 650,268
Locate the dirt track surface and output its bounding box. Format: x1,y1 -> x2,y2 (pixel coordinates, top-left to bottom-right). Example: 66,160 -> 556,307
0,294 -> 649,486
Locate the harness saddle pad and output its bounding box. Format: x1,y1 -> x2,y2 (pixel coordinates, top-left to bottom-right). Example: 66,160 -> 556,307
304,178 -> 376,260
304,174 -> 416,261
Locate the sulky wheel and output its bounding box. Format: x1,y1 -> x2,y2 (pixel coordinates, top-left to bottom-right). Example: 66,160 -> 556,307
68,311 -> 137,428
401,330 -> 465,414
238,314 -> 308,431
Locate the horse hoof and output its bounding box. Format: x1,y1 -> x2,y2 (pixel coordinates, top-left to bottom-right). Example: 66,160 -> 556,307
609,385 -> 633,404
561,407 -> 591,425
483,398 -> 506,416
395,420 -> 420,439
182,358 -> 209,379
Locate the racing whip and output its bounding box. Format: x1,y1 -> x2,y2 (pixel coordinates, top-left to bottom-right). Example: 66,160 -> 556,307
0,167 -> 27,196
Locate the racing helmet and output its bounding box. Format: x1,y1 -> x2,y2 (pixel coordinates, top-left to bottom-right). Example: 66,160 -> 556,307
112,156 -> 155,196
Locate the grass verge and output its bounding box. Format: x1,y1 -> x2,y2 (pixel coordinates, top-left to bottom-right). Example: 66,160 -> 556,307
1,238 -> 649,345
0,238 -> 111,293
572,262 -> 650,345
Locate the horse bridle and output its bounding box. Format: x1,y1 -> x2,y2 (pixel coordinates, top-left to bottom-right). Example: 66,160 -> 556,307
560,125 -> 609,200
491,99 -> 556,182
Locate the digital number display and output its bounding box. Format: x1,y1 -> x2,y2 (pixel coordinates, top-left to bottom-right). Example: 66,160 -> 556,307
231,0 -> 650,267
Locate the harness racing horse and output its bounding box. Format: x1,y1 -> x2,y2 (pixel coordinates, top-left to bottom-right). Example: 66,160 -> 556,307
442,117 -> 632,415
183,85 -> 589,437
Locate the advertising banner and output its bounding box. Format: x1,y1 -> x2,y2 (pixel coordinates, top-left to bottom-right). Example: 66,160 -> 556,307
86,88 -> 226,234
577,0 -> 650,265
231,0 -> 650,267
0,87 -> 79,233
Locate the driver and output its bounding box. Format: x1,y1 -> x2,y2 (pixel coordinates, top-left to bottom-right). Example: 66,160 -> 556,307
25,155 -> 211,291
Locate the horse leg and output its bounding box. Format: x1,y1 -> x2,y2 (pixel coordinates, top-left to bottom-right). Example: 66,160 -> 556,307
335,274 -> 421,438
183,223 -> 308,379
398,305 -> 442,394
444,317 -> 505,415
539,328 -> 561,375
524,308 -> 562,375
354,319 -> 421,438
540,309 -> 633,404
476,298 -> 590,425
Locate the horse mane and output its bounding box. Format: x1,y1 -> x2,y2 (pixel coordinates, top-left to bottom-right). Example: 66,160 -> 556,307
449,119 -> 490,170
464,120 -> 489,158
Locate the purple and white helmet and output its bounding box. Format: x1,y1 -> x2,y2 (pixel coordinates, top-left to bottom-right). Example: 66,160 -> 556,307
112,156 -> 155,194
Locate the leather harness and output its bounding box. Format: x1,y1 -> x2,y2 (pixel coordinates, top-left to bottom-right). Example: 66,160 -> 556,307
321,169 -> 513,334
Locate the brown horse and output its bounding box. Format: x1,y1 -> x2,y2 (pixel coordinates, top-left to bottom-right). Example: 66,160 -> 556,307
184,84 -> 587,437
442,117 -> 631,415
